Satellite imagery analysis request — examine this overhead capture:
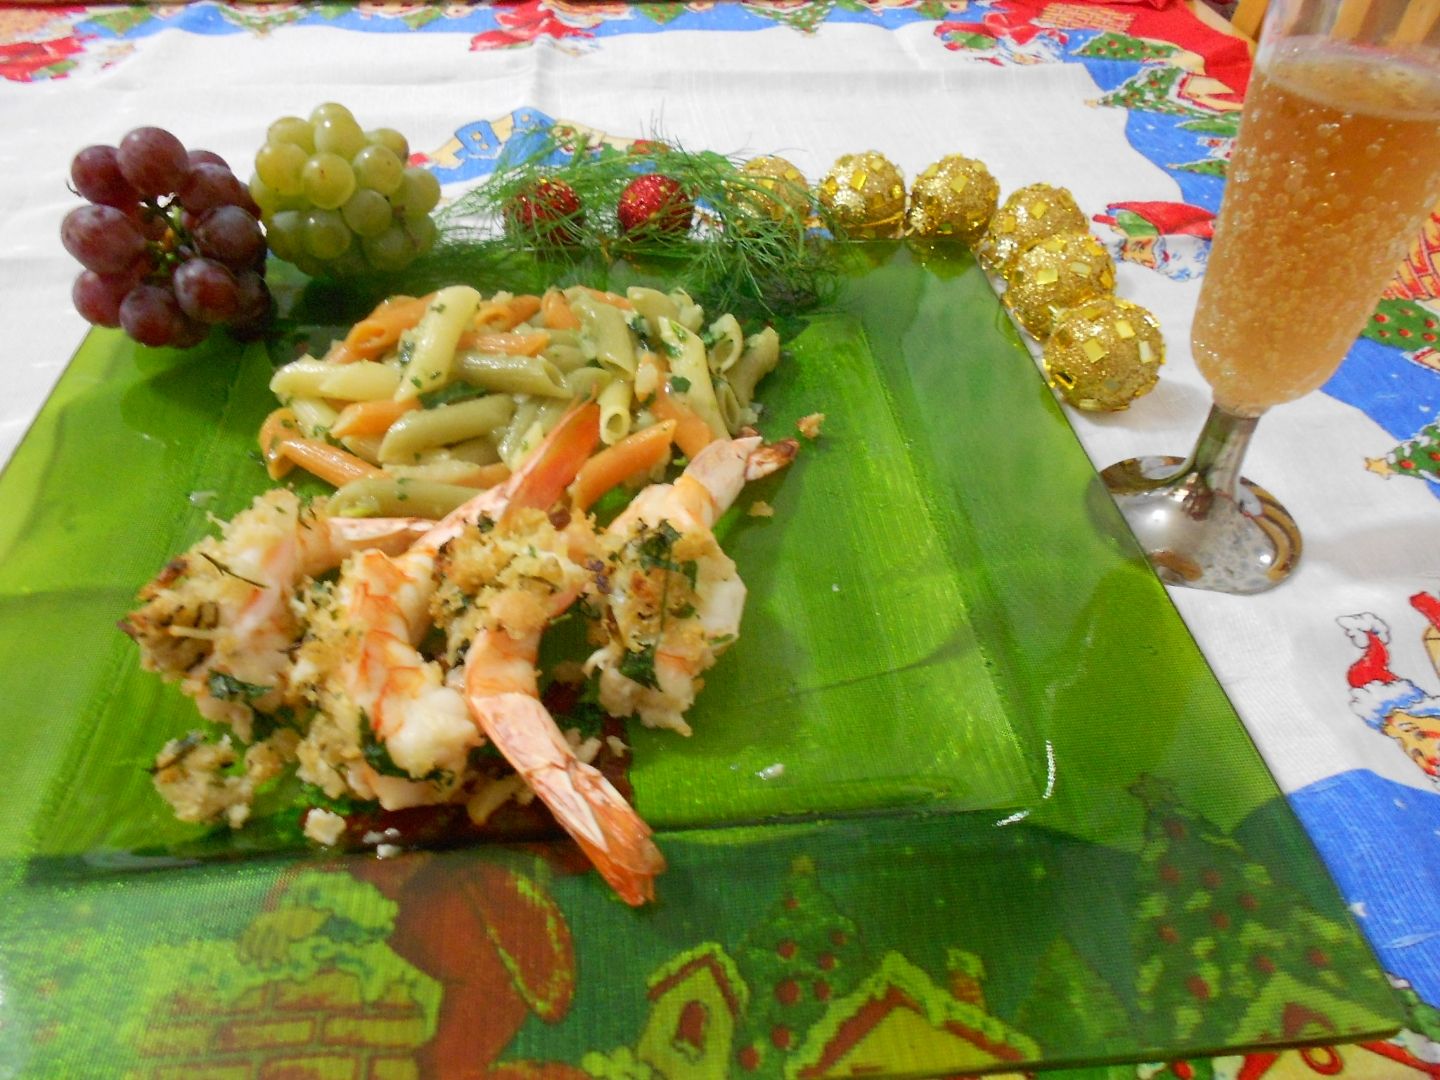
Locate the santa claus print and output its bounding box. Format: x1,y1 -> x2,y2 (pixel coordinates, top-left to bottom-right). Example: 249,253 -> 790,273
1340,594 -> 1440,781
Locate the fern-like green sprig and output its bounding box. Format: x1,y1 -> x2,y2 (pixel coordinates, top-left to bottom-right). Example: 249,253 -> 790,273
426,130 -> 837,321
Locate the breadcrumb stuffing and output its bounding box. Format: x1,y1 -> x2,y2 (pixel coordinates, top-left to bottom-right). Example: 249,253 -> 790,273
797,412 -> 825,439
748,500 -> 775,518
304,808 -> 347,846
605,735 -> 630,758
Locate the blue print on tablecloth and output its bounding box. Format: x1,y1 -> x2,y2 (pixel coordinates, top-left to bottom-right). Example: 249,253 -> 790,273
1287,770 -> 1440,1007
1323,337 -> 1440,448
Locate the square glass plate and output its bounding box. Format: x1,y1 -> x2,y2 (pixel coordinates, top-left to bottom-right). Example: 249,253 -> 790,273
0,244 -> 1399,1078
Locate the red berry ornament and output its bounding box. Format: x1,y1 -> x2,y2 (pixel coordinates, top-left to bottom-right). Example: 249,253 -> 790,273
617,173 -> 693,236
507,177 -> 583,244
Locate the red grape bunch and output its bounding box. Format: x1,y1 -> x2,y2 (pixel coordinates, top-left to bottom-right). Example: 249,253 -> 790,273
250,104 -> 439,277
63,126 -> 272,348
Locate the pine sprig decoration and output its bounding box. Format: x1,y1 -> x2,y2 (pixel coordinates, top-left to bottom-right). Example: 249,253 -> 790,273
433,131 -> 837,321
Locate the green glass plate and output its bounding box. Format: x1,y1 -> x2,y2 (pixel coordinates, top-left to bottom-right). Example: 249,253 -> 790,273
0,244 -> 1399,1078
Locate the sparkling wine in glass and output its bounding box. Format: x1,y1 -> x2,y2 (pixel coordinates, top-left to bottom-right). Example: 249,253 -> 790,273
1102,0 -> 1440,594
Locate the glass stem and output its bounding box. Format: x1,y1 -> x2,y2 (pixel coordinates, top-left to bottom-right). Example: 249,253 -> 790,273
1179,402 -> 1261,512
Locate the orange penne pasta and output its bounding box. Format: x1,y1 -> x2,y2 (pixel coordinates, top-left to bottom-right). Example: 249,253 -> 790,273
330,397 -> 419,440
450,461 -> 513,489
258,407 -> 300,480
328,293 -> 434,364
652,384 -> 719,458
540,289 -> 582,330
455,330 -> 551,356
473,294 -> 542,331
581,287 -> 634,310
275,438 -> 383,487
570,421 -> 677,512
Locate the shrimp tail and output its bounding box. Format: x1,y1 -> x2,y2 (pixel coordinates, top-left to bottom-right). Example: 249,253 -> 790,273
745,437 -> 799,481
467,687 -> 665,906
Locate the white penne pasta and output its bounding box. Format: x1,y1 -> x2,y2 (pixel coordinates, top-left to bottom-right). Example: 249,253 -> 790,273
378,395 -> 516,464
671,288 -> 704,332
658,317 -> 728,439
339,433 -> 384,465
388,458 -> 496,485
395,285 -> 482,402
596,375 -> 634,446
269,357 -> 332,401
446,436 -> 502,466
455,351 -> 570,398
626,287 -> 680,340
329,477 -> 474,520
317,361 -> 403,402
563,366 -> 613,402
289,396 -> 339,438
728,327 -> 782,408
714,378 -> 752,435
571,292 -> 637,377
706,314 -> 745,374
543,342 -> 589,374
497,398 -> 541,466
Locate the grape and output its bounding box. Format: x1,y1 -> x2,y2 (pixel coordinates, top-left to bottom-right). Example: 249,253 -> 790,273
120,284 -> 186,347
252,107 -> 435,278
362,224 -> 417,272
366,128 -> 410,161
340,188 -> 393,238
302,209 -> 352,260
229,270 -> 273,340
117,127 -> 190,200
179,163 -> 254,216
267,116 -> 315,153
174,257 -> 240,324
408,213 -> 438,256
314,113 -> 366,160
393,167 -> 441,220
71,146 -> 139,209
194,205 -> 266,271
72,269 -> 140,328
65,125 -> 273,349
62,205 -> 146,275
301,152 -> 356,211
266,209 -> 306,262
255,141 -> 307,197
309,102 -> 356,126
187,149 -> 228,171
351,144 -> 404,196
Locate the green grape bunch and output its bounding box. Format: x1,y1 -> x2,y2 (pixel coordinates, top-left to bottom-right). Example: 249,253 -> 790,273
250,103 -> 440,277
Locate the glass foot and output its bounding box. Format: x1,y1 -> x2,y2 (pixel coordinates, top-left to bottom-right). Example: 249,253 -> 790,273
1100,455 -> 1302,595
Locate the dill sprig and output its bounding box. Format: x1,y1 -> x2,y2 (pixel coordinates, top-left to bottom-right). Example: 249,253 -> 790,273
428,130 -> 838,322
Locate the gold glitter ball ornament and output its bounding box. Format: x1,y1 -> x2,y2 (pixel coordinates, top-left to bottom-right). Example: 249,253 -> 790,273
1004,232 -> 1117,338
732,155 -> 811,223
905,154 -> 999,245
1043,296 -> 1165,411
978,183 -> 1088,273
817,151 -> 906,239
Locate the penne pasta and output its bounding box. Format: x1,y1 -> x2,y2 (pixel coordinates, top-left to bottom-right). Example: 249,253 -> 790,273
318,360 -> 403,402
571,291 -> 638,377
455,350 -> 571,398
657,316 -> 728,440
329,477 -> 477,520
597,374 -> 634,446
727,327 -> 781,408
626,286 -> 680,339
395,285 -> 482,401
706,314 -> 745,374
290,396 -> 339,439
378,394 -> 517,463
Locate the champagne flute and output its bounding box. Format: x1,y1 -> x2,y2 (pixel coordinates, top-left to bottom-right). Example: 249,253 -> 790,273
1102,0 -> 1440,594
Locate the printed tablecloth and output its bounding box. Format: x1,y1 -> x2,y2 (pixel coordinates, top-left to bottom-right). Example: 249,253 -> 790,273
2,3 -> 1439,1078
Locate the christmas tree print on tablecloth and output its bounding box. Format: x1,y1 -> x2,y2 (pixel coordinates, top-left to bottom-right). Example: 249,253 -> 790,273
1367,420 -> 1440,483
1077,31 -> 1179,63
731,855 -> 868,1074
1131,775 -> 1392,1045
1015,937 -> 1130,1050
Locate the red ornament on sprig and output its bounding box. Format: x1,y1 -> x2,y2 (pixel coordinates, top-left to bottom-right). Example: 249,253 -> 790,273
617,173 -> 694,237
504,176 -> 584,245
